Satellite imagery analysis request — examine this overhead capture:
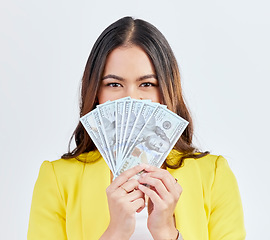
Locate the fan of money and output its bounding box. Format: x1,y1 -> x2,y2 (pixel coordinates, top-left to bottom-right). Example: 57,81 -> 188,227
80,97 -> 189,177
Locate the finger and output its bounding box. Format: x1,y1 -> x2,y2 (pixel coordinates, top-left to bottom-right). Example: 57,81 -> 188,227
130,197 -> 145,212
143,165 -> 160,172
125,189 -> 144,202
136,206 -> 145,213
120,178 -> 140,193
138,184 -> 162,206
111,164 -> 147,191
138,174 -> 169,199
150,172 -> 182,196
143,169 -> 182,195
136,196 -> 146,213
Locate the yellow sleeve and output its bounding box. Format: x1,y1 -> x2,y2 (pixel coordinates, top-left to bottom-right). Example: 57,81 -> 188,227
27,161 -> 67,240
209,156 -> 246,240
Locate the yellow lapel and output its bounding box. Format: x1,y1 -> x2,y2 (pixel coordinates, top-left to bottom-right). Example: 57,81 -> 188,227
167,155 -> 209,240
80,151 -> 111,239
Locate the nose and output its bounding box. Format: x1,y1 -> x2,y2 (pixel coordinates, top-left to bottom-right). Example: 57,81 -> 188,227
125,87 -> 142,100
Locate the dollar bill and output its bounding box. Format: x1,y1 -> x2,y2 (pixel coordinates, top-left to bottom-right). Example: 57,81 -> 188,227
118,99 -> 132,159
80,98 -> 188,177
121,101 -> 158,161
97,101 -> 117,164
115,105 -> 189,176
115,100 -> 124,166
115,97 -> 131,165
80,110 -> 114,172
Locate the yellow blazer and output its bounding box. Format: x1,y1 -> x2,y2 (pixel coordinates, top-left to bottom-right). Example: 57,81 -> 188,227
28,150 -> 245,239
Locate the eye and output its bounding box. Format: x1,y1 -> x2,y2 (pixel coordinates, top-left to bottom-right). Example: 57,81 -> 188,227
140,82 -> 156,87
106,82 -> 122,87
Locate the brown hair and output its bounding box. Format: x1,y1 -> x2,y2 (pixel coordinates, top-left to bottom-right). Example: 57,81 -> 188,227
62,16 -> 209,167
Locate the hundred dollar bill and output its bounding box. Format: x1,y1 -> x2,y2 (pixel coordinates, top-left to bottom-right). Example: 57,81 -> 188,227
97,101 -> 117,164
121,100 -> 158,162
121,100 -> 142,161
116,100 -> 146,169
80,110 -> 114,173
115,100 -> 124,165
96,104 -> 116,170
115,97 -> 131,164
118,99 -> 132,159
115,105 -> 189,176
93,109 -> 117,173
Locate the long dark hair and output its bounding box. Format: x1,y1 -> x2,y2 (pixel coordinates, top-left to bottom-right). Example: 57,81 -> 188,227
62,16 -> 208,168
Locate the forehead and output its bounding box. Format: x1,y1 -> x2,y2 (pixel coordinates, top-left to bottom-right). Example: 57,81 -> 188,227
103,45 -> 156,76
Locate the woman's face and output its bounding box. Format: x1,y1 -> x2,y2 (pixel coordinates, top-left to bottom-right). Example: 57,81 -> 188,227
98,45 -> 161,104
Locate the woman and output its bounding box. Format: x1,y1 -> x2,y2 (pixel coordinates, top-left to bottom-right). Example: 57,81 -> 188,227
28,16 -> 246,239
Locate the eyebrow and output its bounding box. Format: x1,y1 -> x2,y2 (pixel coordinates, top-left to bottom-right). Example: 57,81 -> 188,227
101,74 -> 124,81
101,74 -> 157,81
138,74 -> 157,81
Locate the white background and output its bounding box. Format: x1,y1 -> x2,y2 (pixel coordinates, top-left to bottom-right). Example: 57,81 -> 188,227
0,0 -> 269,239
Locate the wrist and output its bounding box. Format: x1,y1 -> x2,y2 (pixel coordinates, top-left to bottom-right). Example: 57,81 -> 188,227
150,227 -> 178,240
100,225 -> 131,240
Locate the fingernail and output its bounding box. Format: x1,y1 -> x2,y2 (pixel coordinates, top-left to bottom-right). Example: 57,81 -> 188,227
140,172 -> 148,177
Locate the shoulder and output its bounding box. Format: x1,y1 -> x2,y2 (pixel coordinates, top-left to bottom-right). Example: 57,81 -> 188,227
168,151 -> 235,187
191,154 -> 230,174
37,156 -> 82,179
168,150 -> 229,173
192,154 -> 236,183
42,149 -> 102,173
50,157 -> 83,174
37,150 -> 103,187
35,158 -> 83,199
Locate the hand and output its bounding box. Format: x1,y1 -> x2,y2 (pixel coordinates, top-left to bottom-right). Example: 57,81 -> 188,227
138,165 -> 182,240
100,164 -> 146,240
